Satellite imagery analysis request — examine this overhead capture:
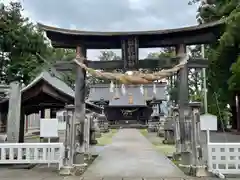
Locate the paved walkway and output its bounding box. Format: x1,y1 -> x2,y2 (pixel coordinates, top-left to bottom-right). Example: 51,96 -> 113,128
83,129 -> 185,178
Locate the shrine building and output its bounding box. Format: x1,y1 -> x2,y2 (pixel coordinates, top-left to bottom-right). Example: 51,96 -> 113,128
88,83 -> 167,125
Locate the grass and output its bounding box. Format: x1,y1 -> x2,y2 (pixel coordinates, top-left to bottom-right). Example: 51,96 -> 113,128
153,141 -> 176,156
25,135 -> 40,139
96,129 -> 118,146
139,128 -> 148,136
172,159 -> 180,166
140,129 -> 176,156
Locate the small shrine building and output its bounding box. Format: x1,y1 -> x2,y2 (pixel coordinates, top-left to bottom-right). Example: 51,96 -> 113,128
88,83 -> 167,125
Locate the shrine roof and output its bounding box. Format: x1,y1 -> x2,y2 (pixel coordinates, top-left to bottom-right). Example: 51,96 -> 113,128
22,71 -> 74,97
24,71 -> 101,110
0,71 -> 102,114
38,20 -> 224,49
88,83 -> 167,103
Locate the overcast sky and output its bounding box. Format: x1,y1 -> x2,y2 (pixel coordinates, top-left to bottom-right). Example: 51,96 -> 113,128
3,0 -> 199,60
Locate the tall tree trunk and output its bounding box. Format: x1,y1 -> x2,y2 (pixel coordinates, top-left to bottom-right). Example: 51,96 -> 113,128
231,103 -> 237,129
237,94 -> 240,132
231,93 -> 240,131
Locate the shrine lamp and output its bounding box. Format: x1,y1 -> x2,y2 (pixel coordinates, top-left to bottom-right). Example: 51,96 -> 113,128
99,98 -> 105,114
65,104 -> 74,119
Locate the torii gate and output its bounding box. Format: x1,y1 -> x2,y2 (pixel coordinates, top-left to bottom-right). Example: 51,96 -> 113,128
38,20 -> 223,169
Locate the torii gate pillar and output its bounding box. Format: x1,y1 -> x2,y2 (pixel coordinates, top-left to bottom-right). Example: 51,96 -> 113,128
73,45 -> 87,165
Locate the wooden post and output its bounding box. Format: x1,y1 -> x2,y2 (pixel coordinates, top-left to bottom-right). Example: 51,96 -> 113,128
40,109 -> 45,118
19,107 -> 25,142
50,109 -> 57,118
74,45 -> 86,165
45,109 -> 51,118
25,115 -> 28,133
0,112 -> 2,132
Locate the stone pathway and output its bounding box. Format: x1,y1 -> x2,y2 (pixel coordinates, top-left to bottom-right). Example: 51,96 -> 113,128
83,129 -> 185,178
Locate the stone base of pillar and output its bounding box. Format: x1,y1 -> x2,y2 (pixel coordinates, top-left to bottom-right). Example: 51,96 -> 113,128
85,153 -> 92,160
59,166 -> 72,176
72,163 -> 88,176
179,164 -> 210,177
173,152 -> 181,161
180,151 -> 191,165
195,167 -> 211,177
179,151 -> 192,174
90,139 -> 98,145
95,131 -> 101,138
60,164 -> 88,176
73,152 -> 84,165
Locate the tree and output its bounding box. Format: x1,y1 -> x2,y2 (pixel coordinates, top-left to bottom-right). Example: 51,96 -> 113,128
98,51 -> 121,61
49,48 -> 76,61
146,47 -> 175,59
84,50 -> 121,84
188,45 -> 204,102
0,2 -> 79,88
189,0 -> 239,129
146,46 -> 209,107
48,48 -> 76,87
145,48 -> 179,103
146,52 -> 161,59
0,2 -> 51,84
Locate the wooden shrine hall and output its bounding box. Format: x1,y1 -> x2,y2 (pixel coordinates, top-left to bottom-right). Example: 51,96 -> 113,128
88,83 -> 167,125
0,71 -> 102,142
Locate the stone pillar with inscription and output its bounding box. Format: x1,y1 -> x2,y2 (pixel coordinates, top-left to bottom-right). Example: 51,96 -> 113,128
60,104 -> 74,175
189,102 -> 207,177
172,106 -> 181,154
84,114 -> 90,156
92,113 -> 101,138
7,81 -> 22,142
73,46 -> 86,165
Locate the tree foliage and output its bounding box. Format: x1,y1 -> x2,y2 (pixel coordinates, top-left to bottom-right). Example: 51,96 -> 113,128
0,2 -> 50,84
84,50 -> 121,85
146,46 -> 205,104
49,48 -> 76,87
190,0 -> 239,128
188,45 -> 204,102
0,2 -> 79,88
228,56 -> 240,92
146,47 -> 175,59
98,51 -> 121,61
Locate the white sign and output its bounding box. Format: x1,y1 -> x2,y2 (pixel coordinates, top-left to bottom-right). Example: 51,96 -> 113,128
200,113 -> 217,131
40,118 -> 58,138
